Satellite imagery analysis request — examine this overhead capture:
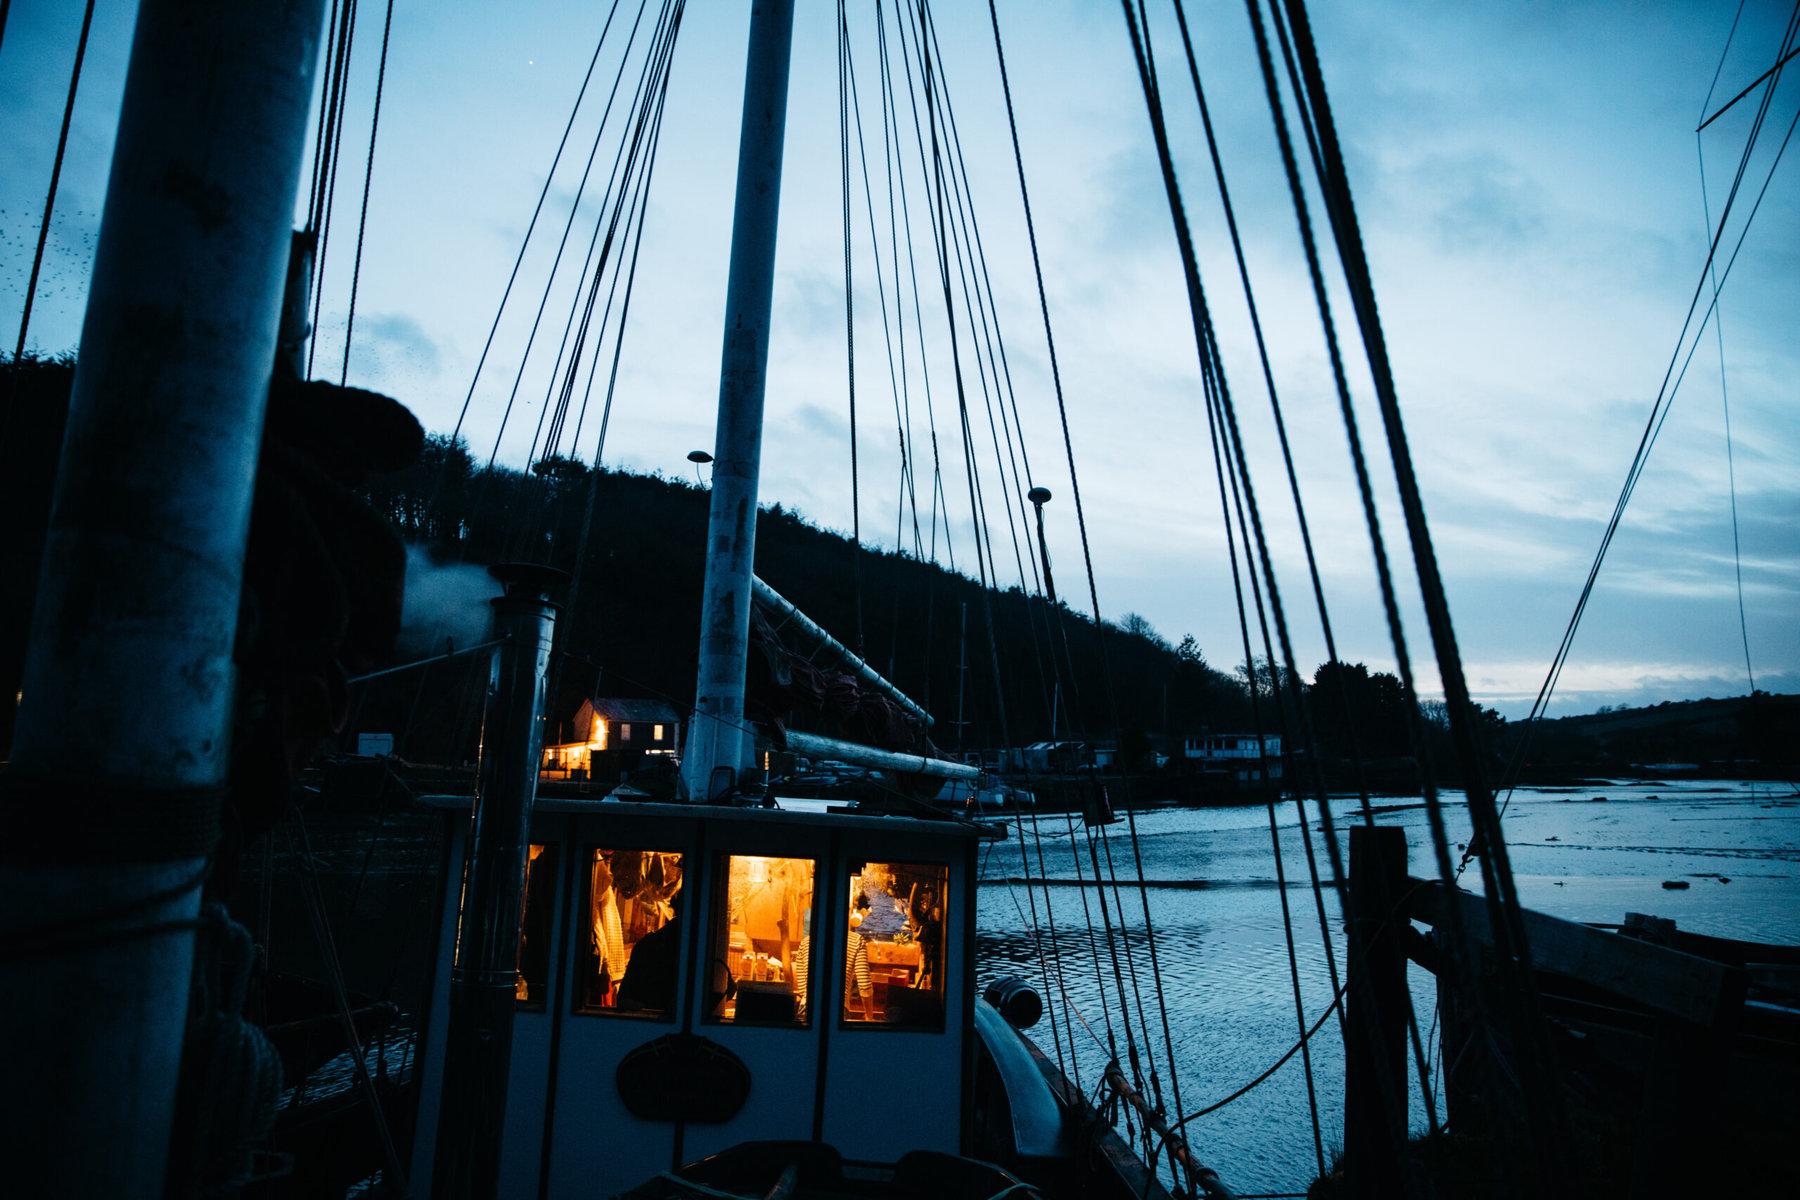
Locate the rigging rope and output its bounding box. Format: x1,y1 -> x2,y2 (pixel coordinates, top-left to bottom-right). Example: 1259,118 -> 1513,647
9,0 -> 95,371
1266,0 -> 1577,1186
838,0 -> 867,653
1165,0 -> 1378,828
338,0 -> 395,386
1697,0 -> 1761,708
435,0 -> 626,463
307,0 -> 360,379
1200,369 -> 1329,1172
984,0 -> 1192,1163
1484,0 -> 1800,832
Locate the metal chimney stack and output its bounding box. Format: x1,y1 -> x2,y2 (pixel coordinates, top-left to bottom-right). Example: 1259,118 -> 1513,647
432,563 -> 565,1200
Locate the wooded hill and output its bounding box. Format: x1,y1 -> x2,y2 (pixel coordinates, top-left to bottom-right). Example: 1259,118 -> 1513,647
359,432 -> 1255,765
12,357 -> 1784,785
1496,693 -> 1799,780
0,356 -> 1251,767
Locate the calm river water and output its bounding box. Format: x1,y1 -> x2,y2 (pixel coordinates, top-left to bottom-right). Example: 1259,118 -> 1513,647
973,778 -> 1800,1197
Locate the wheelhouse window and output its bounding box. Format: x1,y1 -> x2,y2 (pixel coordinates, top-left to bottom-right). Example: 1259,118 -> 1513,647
706,855 -> 815,1026
515,843 -> 559,1011
839,861 -> 948,1030
572,848 -> 685,1018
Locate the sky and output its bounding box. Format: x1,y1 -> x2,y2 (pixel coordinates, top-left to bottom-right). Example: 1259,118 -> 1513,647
3,0 -> 1796,719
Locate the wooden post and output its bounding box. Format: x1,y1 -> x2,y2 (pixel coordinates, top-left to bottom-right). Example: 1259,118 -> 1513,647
1345,825 -> 1410,1199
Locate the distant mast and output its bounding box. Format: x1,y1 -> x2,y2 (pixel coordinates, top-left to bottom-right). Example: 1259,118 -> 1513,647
682,0 -> 797,801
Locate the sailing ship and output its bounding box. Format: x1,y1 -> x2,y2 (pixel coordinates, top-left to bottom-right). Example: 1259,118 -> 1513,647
6,2 -> 1797,1200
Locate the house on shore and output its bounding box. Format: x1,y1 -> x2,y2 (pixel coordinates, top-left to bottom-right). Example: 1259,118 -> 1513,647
541,697 -> 683,782
1182,733 -> 1283,784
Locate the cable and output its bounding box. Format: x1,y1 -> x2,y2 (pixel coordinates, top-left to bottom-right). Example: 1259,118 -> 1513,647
338,0 -> 395,385
434,0 -> 627,465
10,0 -> 95,370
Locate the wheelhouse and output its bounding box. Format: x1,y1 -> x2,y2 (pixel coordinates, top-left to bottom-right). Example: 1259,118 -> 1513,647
409,796 -> 981,1199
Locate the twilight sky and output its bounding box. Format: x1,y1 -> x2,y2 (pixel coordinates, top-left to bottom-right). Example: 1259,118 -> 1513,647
4,0 -> 1796,717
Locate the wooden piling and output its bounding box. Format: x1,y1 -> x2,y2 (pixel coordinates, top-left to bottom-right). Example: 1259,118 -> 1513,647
1345,825 -> 1410,1200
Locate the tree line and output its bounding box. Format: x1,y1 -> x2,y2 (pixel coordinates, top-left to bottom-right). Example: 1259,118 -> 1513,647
4,355 -> 1519,784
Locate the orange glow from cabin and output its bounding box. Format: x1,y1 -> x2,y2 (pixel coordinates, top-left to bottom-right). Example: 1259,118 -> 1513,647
591,715 -> 608,751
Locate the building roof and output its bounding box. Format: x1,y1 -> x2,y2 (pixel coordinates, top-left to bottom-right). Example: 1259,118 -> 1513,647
587,697 -> 682,724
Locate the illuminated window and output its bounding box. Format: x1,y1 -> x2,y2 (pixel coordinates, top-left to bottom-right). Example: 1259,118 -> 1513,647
706,855 -> 815,1026
515,843 -> 560,1011
840,861 -> 948,1030
572,848 -> 685,1017
654,723 -> 665,742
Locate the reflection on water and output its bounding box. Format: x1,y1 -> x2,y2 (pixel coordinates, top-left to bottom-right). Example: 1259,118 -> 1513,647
976,779 -> 1800,1196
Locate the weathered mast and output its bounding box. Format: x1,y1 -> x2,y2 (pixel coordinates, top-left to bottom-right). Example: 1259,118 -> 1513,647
681,0 -> 798,802
0,1 -> 324,1194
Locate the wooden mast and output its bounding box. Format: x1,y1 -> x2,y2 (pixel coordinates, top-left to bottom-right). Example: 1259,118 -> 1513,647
681,0 -> 798,801
0,1 -> 325,1193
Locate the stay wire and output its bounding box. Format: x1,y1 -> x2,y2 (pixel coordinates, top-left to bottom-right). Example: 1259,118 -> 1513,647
1128,0 -> 1438,1174
483,0 -> 668,475
880,0 -> 953,570
1701,143 -> 1758,702
919,0 -> 1130,1076
570,44 -> 674,471
539,6 -> 677,474
905,6 -> 1057,830
338,0 -> 395,386
536,7 -> 677,569
509,0 -> 677,561
900,10 -> 1059,743
307,0 -> 360,379
925,5 -> 1042,497
304,0 -> 347,230
561,2 -> 681,655
9,0 -> 92,371
838,0 -> 866,654
900,16 -> 1054,729
1205,342 -> 1346,1077
891,4 -> 1079,1040
434,0 -> 626,467
872,1 -> 930,560
841,8 -> 923,561
988,0 -> 1191,1148
1275,0 -> 1573,1184
1134,0 -> 1354,998
1167,0 -> 1377,827
1485,0 -> 1798,830
913,7 -> 1042,595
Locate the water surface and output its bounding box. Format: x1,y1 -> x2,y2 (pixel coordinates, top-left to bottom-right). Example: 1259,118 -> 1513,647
974,779 -> 1800,1197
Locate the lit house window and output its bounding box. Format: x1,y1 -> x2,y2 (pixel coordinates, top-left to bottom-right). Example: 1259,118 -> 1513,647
654,723 -> 665,742
620,723 -> 632,742
839,861 -> 948,1030
707,855 -> 815,1026
574,848 -> 685,1017
515,843 -> 560,1011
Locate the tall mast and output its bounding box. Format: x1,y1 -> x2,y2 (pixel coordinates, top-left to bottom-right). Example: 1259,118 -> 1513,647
682,0 -> 798,801
0,1 -> 324,1193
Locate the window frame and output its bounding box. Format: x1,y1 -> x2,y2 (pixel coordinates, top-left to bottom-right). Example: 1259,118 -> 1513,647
836,858 -> 952,1035
701,852 -> 821,1030
568,842 -> 688,1022
513,841 -> 562,1013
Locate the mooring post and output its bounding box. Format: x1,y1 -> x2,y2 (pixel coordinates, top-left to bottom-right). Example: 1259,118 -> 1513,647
681,0 -> 797,802
1345,825 -> 1411,1199
0,2 -> 324,1195
432,564 -> 563,1200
